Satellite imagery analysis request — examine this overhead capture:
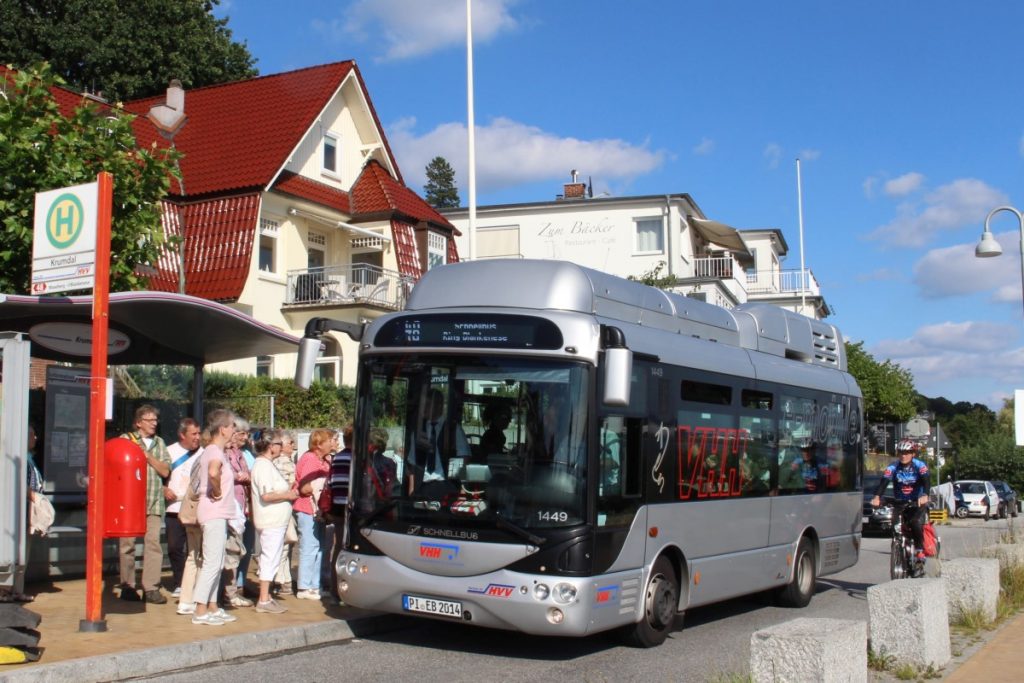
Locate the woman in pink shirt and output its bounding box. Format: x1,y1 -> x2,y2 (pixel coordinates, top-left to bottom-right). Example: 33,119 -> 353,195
191,409 -> 240,626
293,429 -> 333,600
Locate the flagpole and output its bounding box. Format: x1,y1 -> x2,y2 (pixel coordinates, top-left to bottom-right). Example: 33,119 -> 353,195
466,0 -> 477,261
796,158 -> 807,311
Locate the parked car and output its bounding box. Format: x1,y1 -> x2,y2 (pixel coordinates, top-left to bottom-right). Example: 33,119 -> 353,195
862,475 -> 894,534
991,480 -> 1019,519
954,480 -> 1000,520
953,484 -> 969,518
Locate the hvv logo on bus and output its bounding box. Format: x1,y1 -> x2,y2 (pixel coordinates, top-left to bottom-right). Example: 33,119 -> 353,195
419,542 -> 460,562
467,583 -> 515,598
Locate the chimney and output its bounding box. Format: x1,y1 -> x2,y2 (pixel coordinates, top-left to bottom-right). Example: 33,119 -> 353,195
561,169 -> 586,200
147,79 -> 187,139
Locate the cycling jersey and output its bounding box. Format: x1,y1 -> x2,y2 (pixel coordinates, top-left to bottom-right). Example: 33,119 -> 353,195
875,458 -> 930,501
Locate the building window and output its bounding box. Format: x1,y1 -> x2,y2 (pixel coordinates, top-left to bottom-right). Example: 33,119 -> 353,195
634,218 -> 664,254
256,355 -> 272,377
323,133 -> 339,175
313,339 -> 339,384
427,231 -> 447,270
258,218 -> 280,272
745,247 -> 758,281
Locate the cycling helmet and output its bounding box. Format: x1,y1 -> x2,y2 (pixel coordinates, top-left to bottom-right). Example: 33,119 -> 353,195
896,439 -> 917,453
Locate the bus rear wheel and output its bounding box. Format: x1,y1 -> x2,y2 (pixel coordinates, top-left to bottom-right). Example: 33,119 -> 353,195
624,556 -> 680,648
776,537 -> 816,607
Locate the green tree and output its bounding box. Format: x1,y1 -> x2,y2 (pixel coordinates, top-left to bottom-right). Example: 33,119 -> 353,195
423,156 -> 460,209
0,0 -> 256,102
0,64 -> 181,294
627,261 -> 677,290
956,428 -> 1024,494
845,341 -> 917,424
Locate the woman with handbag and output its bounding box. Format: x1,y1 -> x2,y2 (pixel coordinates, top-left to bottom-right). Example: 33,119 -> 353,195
292,429 -> 333,600
191,409 -> 240,626
250,435 -> 298,613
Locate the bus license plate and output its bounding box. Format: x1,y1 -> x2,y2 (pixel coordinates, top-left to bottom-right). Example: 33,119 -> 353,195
402,594 -> 463,618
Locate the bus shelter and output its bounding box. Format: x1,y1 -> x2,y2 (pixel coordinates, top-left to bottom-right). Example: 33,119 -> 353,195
0,290 -> 301,591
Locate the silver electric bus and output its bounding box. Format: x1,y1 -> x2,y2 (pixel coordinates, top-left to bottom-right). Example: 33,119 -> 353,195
295,259 -> 863,647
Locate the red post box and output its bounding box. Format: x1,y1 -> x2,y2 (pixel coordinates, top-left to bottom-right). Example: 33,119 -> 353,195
103,437 -> 148,537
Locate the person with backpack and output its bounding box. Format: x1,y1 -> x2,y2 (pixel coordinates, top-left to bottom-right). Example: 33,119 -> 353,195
167,424 -> 205,615
871,439 -> 931,563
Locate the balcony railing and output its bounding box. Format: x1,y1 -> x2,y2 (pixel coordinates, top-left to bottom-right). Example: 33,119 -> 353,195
745,268 -> 821,296
692,255 -> 735,280
284,264 -> 413,309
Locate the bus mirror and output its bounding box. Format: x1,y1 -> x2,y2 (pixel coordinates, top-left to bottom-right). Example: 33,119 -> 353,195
294,336 -> 323,389
603,346 -> 632,407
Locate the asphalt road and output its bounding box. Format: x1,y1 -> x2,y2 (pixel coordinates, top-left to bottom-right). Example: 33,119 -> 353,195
152,518 -> 1014,683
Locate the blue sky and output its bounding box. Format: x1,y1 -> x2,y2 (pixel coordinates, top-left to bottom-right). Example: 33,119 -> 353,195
217,0 -> 1024,410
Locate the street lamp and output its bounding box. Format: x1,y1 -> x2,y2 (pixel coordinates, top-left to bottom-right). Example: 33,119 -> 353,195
975,205 -> 1024,316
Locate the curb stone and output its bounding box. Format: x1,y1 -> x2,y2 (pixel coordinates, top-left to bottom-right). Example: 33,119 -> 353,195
0,615 -> 408,683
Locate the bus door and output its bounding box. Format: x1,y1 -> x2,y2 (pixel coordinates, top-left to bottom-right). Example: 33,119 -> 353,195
594,413 -> 645,573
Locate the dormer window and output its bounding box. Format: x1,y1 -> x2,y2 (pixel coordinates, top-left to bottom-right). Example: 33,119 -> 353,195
322,133 -> 339,175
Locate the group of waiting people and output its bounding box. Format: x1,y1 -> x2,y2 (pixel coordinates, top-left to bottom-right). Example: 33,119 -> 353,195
118,404 -> 350,627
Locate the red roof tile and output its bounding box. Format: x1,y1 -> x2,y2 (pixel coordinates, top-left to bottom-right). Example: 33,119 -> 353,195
350,160 -> 459,234
149,194 -> 260,301
272,172 -> 351,214
125,62 -> 361,196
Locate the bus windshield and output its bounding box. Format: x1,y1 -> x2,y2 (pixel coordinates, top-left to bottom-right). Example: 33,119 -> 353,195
354,355 -> 589,533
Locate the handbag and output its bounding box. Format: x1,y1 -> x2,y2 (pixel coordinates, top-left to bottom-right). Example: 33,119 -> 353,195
178,458 -> 203,526
29,493 -> 55,536
285,515 -> 298,544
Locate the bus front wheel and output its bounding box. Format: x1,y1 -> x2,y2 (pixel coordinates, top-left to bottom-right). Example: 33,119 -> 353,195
624,556 -> 680,648
775,537 -> 816,608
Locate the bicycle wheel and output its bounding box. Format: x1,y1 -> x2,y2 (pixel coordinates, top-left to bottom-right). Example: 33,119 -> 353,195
889,538 -> 906,580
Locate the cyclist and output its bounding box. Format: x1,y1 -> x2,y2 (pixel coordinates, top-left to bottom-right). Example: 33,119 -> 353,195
871,439 -> 931,565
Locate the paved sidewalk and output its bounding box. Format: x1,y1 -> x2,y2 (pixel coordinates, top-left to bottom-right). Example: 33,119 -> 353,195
0,577 -> 404,682
945,610 -> 1024,682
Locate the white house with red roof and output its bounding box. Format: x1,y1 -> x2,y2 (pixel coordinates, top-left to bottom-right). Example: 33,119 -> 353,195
119,62 -> 459,384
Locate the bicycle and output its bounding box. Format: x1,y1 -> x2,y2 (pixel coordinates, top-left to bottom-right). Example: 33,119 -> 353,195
884,499 -> 939,580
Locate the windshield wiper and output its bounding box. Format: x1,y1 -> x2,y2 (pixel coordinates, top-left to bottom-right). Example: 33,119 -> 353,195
358,500 -> 398,530
495,514 -> 545,546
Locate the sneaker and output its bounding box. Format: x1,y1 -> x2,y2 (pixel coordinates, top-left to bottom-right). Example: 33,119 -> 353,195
255,599 -> 287,614
296,589 -> 321,600
915,550 -> 926,561
119,585 -> 141,602
229,594 -> 254,608
144,589 -> 168,605
212,608 -> 238,623
176,603 -> 196,615
172,587 -> 181,598
191,612 -> 225,626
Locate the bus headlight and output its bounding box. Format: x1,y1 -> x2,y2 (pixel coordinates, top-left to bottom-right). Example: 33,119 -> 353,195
546,607 -> 565,624
552,583 -> 578,604
346,560 -> 359,575
533,583 -> 550,600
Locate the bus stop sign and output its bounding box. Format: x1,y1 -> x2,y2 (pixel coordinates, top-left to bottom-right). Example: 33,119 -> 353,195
32,181 -> 98,294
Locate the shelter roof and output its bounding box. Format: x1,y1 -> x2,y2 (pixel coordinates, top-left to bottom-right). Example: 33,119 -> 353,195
0,291 -> 299,365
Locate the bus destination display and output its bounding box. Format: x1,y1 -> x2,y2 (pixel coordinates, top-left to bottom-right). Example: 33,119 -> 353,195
375,314 -> 562,349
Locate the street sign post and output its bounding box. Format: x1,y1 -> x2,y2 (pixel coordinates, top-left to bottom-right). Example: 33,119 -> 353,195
32,182 -> 99,295
82,172 -> 112,633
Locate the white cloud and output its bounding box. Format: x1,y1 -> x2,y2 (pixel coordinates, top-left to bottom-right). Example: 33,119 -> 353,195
763,143 -> 782,169
872,322 -> 1024,391
867,178 -> 1007,248
313,0 -> 520,61
863,176 -> 878,199
693,137 -> 715,156
883,172 -> 925,197
798,149 -> 821,162
914,233 -> 1019,300
389,116 -> 666,194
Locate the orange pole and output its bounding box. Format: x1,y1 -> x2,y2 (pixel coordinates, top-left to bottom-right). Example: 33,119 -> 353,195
81,171 -> 112,632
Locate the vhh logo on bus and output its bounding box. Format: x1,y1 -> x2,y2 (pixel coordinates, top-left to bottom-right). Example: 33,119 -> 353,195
677,426 -> 748,500
419,542 -> 459,561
